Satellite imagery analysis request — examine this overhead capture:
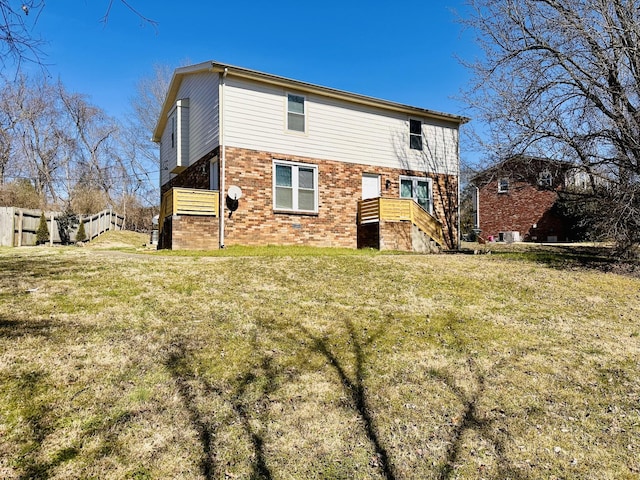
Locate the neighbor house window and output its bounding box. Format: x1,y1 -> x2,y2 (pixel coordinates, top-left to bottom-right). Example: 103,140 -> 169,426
498,178 -> 509,193
538,170 -> 553,187
400,175 -> 432,213
409,119 -> 423,150
274,160 -> 318,212
287,94 -> 305,132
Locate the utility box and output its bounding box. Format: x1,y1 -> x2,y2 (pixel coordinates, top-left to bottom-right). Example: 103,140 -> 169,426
499,231 -> 521,243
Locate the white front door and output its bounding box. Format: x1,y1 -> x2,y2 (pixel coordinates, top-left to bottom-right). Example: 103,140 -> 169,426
362,174 -> 380,200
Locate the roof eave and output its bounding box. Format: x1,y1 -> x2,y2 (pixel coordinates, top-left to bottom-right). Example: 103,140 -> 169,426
152,60 -> 470,142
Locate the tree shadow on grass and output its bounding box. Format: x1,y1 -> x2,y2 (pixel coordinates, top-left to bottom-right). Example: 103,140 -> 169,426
164,339 -> 220,480
4,365 -> 141,480
299,319 -> 397,480
431,359 -> 531,480
163,337 -> 278,480
0,315 -> 57,339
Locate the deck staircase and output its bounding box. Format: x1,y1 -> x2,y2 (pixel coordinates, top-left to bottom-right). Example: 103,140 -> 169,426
357,197 -> 446,250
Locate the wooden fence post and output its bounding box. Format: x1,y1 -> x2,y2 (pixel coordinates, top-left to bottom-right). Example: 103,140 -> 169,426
17,209 -> 23,247
49,212 -> 54,246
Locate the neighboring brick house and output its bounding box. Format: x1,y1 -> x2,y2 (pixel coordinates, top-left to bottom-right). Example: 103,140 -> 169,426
471,156 -> 577,242
153,61 -> 468,250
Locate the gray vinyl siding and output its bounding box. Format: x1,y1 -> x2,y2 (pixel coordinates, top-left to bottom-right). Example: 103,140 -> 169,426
159,72 -> 220,186
177,100 -> 189,169
177,72 -> 219,163
159,111 -> 176,186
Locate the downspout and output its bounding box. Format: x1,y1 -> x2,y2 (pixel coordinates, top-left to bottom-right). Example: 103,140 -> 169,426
219,67 -> 228,248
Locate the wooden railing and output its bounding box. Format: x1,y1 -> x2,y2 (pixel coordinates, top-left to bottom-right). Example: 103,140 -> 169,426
0,207 -> 123,246
357,197 -> 446,247
159,188 -> 219,233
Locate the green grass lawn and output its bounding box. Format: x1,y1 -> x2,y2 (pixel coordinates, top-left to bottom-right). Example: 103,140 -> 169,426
0,239 -> 638,479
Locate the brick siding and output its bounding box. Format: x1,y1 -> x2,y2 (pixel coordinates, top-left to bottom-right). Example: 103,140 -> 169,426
170,215 -> 219,250
478,179 -> 569,241
161,146 -> 458,249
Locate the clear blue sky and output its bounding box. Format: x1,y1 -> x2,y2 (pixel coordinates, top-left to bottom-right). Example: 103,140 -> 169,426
22,0 -> 480,157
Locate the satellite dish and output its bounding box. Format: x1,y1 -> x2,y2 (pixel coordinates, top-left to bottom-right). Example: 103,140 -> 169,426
227,185 -> 242,200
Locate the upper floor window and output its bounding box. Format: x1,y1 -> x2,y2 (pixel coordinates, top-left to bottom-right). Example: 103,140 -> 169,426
498,178 -> 509,193
287,94 -> 305,132
274,160 -> 318,213
538,170 -> 553,187
409,119 -> 423,150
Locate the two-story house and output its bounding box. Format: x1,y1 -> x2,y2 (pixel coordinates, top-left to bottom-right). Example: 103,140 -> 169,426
153,61 -> 468,250
471,156 -> 578,242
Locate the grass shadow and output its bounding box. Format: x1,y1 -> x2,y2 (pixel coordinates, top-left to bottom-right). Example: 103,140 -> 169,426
299,319 -> 396,480
164,339 -> 220,480
467,243 -> 639,275
230,355 -> 278,480
163,337 -> 278,480
0,315 -> 57,339
431,358 -> 531,480
5,367 -> 115,480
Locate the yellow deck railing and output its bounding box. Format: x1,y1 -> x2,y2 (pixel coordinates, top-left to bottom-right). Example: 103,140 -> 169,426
159,188 -> 219,233
358,197 -> 446,247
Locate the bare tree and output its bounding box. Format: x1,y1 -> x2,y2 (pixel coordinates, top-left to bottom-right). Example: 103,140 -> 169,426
17,76 -> 71,204
0,1 -> 156,67
0,75 -> 26,184
462,0 -> 640,255
0,1 -> 46,67
123,63 -> 172,206
59,85 -> 120,206
393,123 -> 462,250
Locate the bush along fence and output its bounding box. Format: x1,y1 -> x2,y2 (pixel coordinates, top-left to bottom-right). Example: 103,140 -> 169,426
0,207 -> 124,247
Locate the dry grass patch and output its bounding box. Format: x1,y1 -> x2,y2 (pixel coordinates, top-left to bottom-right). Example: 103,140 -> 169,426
0,242 -> 638,479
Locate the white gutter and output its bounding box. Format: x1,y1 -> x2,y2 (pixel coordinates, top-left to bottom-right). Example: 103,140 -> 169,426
219,67 -> 228,248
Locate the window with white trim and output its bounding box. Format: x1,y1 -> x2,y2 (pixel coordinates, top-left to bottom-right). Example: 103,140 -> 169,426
409,119 -> 423,150
400,175 -> 432,213
273,160 -> 318,213
538,170 -> 552,187
498,178 -> 509,193
287,94 -> 305,132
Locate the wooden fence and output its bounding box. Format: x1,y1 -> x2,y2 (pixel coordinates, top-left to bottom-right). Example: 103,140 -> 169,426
0,207 -> 124,247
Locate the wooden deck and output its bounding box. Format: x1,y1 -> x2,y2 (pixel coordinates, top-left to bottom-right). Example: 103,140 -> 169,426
159,188 -> 219,232
357,197 -> 446,248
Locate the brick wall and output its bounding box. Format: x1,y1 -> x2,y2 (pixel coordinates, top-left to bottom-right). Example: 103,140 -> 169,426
223,147 -> 458,248
160,146 -> 458,249
171,215 -> 219,250
160,148 -> 218,196
379,221 -> 412,251
478,179 -> 569,241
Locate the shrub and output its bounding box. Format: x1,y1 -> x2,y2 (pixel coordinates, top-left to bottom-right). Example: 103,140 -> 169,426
36,213 -> 49,245
76,220 -> 87,243
57,210 -> 78,245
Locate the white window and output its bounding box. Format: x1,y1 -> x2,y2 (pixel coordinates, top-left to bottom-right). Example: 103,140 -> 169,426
409,119 -> 423,150
498,178 -> 509,193
273,160 -> 318,213
400,175 -> 432,213
538,170 -> 553,187
287,94 -> 305,132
